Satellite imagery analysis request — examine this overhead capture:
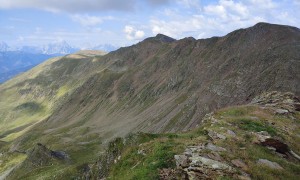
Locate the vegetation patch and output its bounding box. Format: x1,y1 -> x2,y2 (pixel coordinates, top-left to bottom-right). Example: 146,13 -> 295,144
109,139 -> 177,180
13,102 -> 43,113
237,118 -> 277,135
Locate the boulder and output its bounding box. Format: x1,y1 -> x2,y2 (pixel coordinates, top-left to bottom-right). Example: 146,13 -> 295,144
257,159 -> 283,170
253,131 -> 271,143
208,130 -> 226,140
189,155 -> 233,171
275,109 -> 289,115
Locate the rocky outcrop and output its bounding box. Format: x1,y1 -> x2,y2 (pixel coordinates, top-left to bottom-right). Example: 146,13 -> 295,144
174,143 -> 242,179
6,143 -> 69,179
251,91 -> 300,114
25,143 -> 69,167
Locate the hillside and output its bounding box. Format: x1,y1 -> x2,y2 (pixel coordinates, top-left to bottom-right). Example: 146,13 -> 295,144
4,91 -> 300,179
0,22 -> 300,179
0,50 -> 108,142
14,22 -> 299,145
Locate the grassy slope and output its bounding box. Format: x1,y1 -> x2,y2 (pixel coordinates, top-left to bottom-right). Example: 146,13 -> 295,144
0,51 -> 109,142
108,105 -> 300,179
4,102 -> 299,179
0,52 -> 109,176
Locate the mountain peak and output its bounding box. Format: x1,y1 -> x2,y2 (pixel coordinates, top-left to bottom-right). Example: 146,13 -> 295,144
42,41 -> 78,55
155,34 -> 176,43
251,22 -> 300,31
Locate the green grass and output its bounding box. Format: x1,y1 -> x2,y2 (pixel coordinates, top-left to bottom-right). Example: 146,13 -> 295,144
237,118 -> 277,136
109,139 -> 177,180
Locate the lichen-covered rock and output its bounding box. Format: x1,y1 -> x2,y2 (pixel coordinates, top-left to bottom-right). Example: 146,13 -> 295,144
174,155 -> 189,168
208,130 -> 226,140
189,155 -> 233,171
174,144 -> 236,179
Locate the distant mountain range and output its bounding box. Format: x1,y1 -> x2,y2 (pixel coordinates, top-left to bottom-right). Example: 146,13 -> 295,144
0,41 -> 118,55
0,41 -> 119,83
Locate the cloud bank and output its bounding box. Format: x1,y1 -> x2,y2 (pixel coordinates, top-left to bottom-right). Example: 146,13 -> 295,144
0,0 -> 169,12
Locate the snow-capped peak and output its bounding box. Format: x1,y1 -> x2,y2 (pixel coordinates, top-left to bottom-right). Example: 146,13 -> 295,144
42,41 -> 78,55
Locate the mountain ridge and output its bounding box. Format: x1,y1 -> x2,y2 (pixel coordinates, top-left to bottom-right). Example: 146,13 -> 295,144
0,22 -> 299,179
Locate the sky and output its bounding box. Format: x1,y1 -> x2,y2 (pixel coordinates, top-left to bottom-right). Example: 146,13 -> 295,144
0,0 -> 299,48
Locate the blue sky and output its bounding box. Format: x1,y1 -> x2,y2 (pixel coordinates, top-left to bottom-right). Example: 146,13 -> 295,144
0,0 -> 299,48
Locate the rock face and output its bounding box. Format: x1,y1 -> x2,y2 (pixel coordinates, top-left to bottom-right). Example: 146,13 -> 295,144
251,91 -> 300,114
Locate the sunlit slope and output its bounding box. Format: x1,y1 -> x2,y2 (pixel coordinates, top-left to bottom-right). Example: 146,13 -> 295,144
0,51 -> 108,141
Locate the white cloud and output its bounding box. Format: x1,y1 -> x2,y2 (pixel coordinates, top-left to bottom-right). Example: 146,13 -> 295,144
150,0 -> 300,40
249,0 -> 276,9
71,14 -> 113,27
124,25 -> 145,41
0,0 -> 135,13
176,0 -> 200,9
204,4 -> 227,19
0,0 -> 171,13
204,0 -> 249,19
1,0 -> 299,48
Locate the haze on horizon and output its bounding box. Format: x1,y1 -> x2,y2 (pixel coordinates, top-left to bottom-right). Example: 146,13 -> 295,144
0,0 -> 299,49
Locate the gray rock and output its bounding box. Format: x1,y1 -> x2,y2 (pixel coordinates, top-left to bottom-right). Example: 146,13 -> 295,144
217,133 -> 226,140
257,159 -> 283,170
227,130 -> 237,137
206,143 -> 226,152
254,131 -> 271,142
275,109 -> 289,115
189,155 -> 233,171
174,155 -> 189,168
208,130 -> 226,140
